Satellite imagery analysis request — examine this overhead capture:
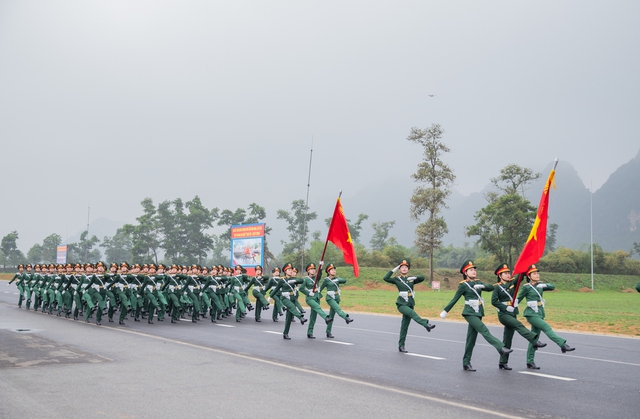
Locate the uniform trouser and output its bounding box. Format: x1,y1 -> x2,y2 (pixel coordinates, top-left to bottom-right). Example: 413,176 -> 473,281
62,290 -> 73,314
73,290 -> 83,318
204,290 -> 225,319
281,297 -> 303,335
144,291 -> 160,320
498,313 -> 540,363
200,292 -> 212,313
326,298 -> 349,334
85,291 -> 106,323
186,290 -> 201,320
525,316 -> 567,363
295,298 -> 304,313
106,291 -> 116,319
462,315 -> 505,366
397,303 -> 430,347
271,295 -> 283,320
116,290 -> 131,322
130,292 -> 142,319
155,292 -> 168,319
282,300 -> 303,335
41,288 -> 51,310
306,296 -> 327,335
33,287 -> 41,308
47,289 -> 57,312
253,291 -> 270,320
166,293 -> 181,320
232,291 -> 247,320
16,284 -> 25,306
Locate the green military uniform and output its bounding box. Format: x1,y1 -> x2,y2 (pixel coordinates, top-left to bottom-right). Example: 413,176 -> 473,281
246,266 -> 270,322
200,268 -> 226,322
299,263 -> 331,338
441,260 -> 510,371
636,281 -> 640,293
383,259 -> 434,352
491,263 -> 545,370
266,268 -> 283,321
8,265 -> 26,308
270,263 -> 306,339
517,264 -> 574,369
320,263 -> 353,338
161,266 -> 184,323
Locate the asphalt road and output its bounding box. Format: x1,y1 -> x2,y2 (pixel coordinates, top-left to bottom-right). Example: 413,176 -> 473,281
1,285 -> 639,419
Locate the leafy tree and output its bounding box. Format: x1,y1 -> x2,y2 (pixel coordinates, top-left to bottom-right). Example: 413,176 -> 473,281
182,196 -> 216,265
490,164 -> 541,197
545,223 -> 559,254
41,234 -> 62,264
466,193 -> 537,267
27,244 -> 43,263
631,242 -> 640,257
407,124 -> 455,281
68,231 -> 101,263
1,231 -> 21,269
101,228 -> 133,262
278,199 -> 317,264
125,198 -> 162,264
370,221 -> 396,251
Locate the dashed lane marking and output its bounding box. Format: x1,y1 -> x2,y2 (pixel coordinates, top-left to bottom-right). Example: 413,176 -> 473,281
405,353 -> 446,360
518,371 -> 576,381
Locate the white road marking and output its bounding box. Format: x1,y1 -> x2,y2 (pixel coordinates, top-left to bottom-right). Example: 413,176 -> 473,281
324,340 -> 354,346
519,371 -> 576,381
405,353 -> 446,360
215,324 -> 235,328
264,331 -> 282,335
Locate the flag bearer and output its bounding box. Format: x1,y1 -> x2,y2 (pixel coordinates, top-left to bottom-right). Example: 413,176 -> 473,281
271,262 -> 307,339
517,264 -> 575,369
440,260 -> 512,371
300,263 -> 332,338
491,263 -> 546,370
320,263 -> 353,339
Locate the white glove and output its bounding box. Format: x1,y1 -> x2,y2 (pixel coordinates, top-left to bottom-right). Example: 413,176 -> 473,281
288,279 -> 297,284
513,299 -> 519,308
536,284 -> 547,289
407,276 -> 417,281
506,306 -> 515,313
267,297 -> 273,303
439,310 -> 447,319
309,291 -> 314,297
391,264 -> 401,273
473,284 -> 485,290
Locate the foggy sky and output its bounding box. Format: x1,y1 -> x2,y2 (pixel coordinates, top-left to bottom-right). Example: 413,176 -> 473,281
1,1 -> 639,253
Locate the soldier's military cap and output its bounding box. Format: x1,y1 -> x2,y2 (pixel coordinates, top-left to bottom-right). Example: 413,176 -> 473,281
399,259 -> 411,269
460,260 -> 476,274
235,265 -> 243,271
17,264 -> 24,269
282,262 -> 293,272
48,264 -> 55,269
148,263 -> 156,269
325,263 -> 336,274
525,264 -> 539,279
157,263 -> 166,270
26,263 -> 32,268
494,263 -> 510,276
255,265 -> 262,271
272,267 -> 280,274
120,261 -> 130,268
84,263 -> 93,268
305,263 -> 316,272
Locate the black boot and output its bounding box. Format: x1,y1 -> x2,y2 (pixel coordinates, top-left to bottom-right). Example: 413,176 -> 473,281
463,364 -> 476,372
326,333 -> 334,339
283,334 -> 291,340
533,340 -> 547,349
498,363 -> 512,370
527,362 -> 540,369
325,317 -> 333,325
399,346 -> 408,353
499,347 -> 513,356
345,316 -> 353,324
425,323 -> 435,332
307,334 -> 315,339
561,344 -> 575,353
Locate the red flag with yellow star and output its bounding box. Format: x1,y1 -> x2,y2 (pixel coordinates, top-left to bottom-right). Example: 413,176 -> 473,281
513,162 -> 557,275
326,197 -> 359,277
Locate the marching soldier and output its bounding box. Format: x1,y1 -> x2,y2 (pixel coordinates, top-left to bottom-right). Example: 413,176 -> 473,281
270,263 -> 307,339
7,264 -> 26,308
440,260 -> 512,371
320,263 -> 354,339
246,265 -> 271,322
266,267 -> 283,322
517,264 -> 575,369
491,263 -> 546,370
383,259 -> 435,353
300,263 -> 332,338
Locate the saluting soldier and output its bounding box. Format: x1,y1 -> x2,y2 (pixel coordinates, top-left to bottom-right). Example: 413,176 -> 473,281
320,263 -> 353,339
491,263 -> 546,370
440,260 -> 512,371
383,259 -> 435,353
300,263 -> 332,338
517,264 -> 575,370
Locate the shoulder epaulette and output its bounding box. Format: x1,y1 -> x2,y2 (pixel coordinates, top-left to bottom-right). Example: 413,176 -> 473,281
459,280 -> 466,284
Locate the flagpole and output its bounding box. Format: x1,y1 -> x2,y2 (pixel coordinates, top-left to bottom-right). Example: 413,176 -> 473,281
301,137 -> 314,270
312,191 -> 342,292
